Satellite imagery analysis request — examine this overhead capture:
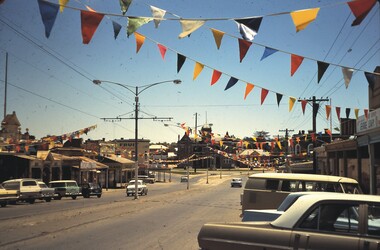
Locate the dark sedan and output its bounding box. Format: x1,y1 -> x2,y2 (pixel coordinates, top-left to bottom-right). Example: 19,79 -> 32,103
81,183 -> 102,198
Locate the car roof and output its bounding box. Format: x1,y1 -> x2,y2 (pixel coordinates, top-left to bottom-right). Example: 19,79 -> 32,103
49,180 -> 77,183
271,193 -> 380,228
2,178 -> 37,182
248,173 -> 358,183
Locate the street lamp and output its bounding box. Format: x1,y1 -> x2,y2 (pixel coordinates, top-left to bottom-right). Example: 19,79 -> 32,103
93,79 -> 181,199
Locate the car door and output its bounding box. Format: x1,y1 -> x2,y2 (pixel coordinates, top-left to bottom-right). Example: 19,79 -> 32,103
360,204 -> 380,250
290,202 -> 361,250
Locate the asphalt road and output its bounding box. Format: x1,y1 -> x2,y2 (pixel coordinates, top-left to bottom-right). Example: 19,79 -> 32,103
0,173 -> 247,250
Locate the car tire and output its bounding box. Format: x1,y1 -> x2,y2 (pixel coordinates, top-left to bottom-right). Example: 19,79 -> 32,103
97,194 -> 101,198
45,198 -> 52,202
0,202 -> 6,207
28,199 -> 35,204
71,196 -> 77,200
54,194 -> 62,200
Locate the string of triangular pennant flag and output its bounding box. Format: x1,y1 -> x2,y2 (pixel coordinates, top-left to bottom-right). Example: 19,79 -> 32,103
34,0 -> 379,119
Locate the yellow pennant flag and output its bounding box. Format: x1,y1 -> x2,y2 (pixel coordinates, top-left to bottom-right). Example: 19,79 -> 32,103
193,62 -> 204,80
276,141 -> 282,150
59,0 -> 70,13
252,137 -> 257,142
179,20 -> 205,38
211,28 -> 225,49
219,141 -> 224,147
290,8 -> 320,32
289,97 -> 296,112
134,32 -> 146,53
354,108 -> 359,119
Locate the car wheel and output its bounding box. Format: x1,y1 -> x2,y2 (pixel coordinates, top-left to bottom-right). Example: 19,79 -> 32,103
28,199 -> 35,204
45,198 -> 52,202
72,196 -> 77,200
126,193 -> 129,197
0,202 -> 6,207
97,194 -> 101,198
54,194 -> 62,200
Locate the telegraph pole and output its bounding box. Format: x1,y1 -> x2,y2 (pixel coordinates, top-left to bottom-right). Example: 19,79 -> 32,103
298,96 -> 329,174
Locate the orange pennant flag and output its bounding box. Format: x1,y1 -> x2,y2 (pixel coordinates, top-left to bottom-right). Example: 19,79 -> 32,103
134,32 -> 145,53
291,54 -> 304,76
290,8 -> 320,32
210,70 -> 222,85
80,10 -> 104,44
301,100 -> 307,114
193,62 -> 204,80
289,97 -> 296,112
25,145 -> 29,152
354,108 -> 359,119
211,28 -> 225,50
326,105 -> 331,120
244,83 -> 254,100
157,44 -> 167,60
261,88 -> 269,105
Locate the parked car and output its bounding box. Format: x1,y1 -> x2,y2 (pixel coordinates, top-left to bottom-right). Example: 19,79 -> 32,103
137,175 -> 155,184
1,178 -> 41,204
126,180 -> 148,196
198,193 -> 380,250
180,176 -> 188,182
37,181 -> 55,202
241,172 -> 362,211
81,183 -> 102,198
230,178 -> 242,187
242,192 -> 321,222
0,184 -> 19,207
49,180 -> 81,200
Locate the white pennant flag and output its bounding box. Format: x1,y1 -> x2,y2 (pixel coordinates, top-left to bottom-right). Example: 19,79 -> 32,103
150,5 -> 166,28
236,22 -> 257,41
178,20 -> 205,38
342,67 -> 354,89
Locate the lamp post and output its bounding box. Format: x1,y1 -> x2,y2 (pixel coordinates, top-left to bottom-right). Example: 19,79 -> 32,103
93,79 -> 181,199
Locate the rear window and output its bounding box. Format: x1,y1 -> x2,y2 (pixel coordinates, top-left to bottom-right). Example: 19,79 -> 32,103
22,181 -> 37,186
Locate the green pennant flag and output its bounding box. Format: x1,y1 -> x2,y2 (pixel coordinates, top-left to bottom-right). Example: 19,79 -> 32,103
120,0 -> 132,15
127,17 -> 152,37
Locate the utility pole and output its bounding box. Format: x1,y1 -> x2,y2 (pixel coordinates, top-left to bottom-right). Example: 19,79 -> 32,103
298,96 -> 329,174
4,52 -> 8,119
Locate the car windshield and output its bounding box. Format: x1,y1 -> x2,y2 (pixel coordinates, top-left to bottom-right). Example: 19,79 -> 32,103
38,183 -> 48,188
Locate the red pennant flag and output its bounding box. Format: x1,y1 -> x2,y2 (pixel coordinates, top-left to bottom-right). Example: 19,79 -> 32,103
291,54 -> 304,76
326,129 -> 332,136
261,88 -> 269,105
336,107 -> 341,121
80,10 -> 104,44
238,39 -> 252,63
157,44 -> 167,60
255,142 -> 259,149
364,109 -> 369,120
301,100 -> 308,114
289,138 -> 294,147
210,69 -> 222,85
347,0 -> 377,26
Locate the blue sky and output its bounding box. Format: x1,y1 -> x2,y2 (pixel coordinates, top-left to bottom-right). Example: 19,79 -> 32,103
0,0 -> 379,143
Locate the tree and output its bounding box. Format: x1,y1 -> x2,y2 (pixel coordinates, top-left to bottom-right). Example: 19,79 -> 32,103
253,131 -> 271,142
